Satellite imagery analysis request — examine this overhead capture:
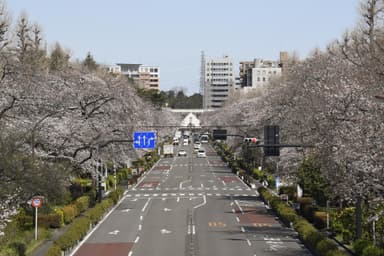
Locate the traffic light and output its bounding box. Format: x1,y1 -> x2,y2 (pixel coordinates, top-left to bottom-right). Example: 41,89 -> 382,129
212,129 -> 227,140
243,137 -> 259,144
264,125 -> 280,156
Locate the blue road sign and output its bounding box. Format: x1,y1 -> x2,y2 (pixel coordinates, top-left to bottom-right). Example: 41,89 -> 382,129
133,131 -> 156,149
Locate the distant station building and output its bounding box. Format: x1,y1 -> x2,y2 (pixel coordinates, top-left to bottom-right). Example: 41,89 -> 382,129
108,63 -> 160,91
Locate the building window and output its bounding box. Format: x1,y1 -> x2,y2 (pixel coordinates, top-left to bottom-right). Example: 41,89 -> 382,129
263,77 -> 266,82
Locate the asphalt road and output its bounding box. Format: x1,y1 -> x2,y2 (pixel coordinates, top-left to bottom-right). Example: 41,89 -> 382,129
71,143 -> 312,256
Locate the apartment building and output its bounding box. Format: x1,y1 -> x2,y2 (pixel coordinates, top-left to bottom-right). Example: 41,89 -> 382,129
239,51 -> 287,88
109,63 -> 160,91
201,54 -> 235,109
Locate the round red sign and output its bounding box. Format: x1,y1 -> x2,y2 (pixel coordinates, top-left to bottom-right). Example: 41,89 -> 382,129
31,197 -> 42,208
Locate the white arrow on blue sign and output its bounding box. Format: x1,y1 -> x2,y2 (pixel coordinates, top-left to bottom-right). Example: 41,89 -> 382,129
133,131 -> 156,149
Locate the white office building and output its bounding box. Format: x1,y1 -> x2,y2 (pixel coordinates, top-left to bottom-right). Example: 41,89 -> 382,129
201,54 -> 235,109
251,59 -> 281,87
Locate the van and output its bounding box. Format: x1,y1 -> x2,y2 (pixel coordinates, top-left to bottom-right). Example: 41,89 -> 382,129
200,135 -> 209,144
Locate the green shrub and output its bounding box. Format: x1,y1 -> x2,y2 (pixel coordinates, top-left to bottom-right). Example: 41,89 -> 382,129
61,205 -> 77,224
9,242 -> 26,256
75,196 -> 90,213
313,211 -> 327,229
45,245 -> 62,256
38,213 -> 62,228
279,185 -> 296,199
353,239 -> 372,256
316,239 -> 338,255
109,188 -> 123,204
362,245 -> 384,256
55,216 -> 91,251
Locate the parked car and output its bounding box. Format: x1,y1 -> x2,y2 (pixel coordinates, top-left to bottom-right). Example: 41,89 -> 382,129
178,149 -> 187,157
197,149 -> 206,158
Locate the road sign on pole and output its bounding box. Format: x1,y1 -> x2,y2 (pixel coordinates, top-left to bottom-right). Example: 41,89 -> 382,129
31,197 -> 42,240
133,131 -> 156,149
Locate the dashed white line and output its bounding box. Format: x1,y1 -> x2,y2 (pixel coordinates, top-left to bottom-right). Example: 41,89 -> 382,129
241,227 -> 245,233
128,251 -> 133,256
177,197 -> 180,202
247,239 -> 252,246
138,224 -> 142,231
140,215 -> 143,221
232,209 -> 235,213
192,225 -> 196,235
236,217 -> 240,222
142,198 -> 151,212
135,236 -> 140,243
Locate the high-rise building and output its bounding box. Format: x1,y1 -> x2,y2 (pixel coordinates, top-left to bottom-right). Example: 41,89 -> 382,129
201,54 -> 235,109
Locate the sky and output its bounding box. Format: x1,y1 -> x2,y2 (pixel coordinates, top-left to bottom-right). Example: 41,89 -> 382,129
5,0 -> 360,94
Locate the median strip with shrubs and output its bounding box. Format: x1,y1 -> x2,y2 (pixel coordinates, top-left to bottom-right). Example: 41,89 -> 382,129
258,187 -> 347,256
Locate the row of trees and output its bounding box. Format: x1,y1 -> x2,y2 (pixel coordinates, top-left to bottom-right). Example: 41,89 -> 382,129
202,0 -> 384,244
136,88 -> 202,109
0,0 -> 179,224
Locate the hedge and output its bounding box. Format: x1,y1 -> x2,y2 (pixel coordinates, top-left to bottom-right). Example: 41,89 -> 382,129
258,187 -> 347,256
74,196 -> 90,213
45,188 -> 124,255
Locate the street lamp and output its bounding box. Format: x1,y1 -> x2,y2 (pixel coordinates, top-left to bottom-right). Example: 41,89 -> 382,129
113,160 -> 117,190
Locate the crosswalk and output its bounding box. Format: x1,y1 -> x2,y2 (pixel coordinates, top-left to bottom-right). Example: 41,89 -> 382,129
125,193 -> 257,198
157,163 -> 227,167
133,187 -> 252,191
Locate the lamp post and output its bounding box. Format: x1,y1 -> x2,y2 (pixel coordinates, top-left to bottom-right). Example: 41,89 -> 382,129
113,160 -> 117,190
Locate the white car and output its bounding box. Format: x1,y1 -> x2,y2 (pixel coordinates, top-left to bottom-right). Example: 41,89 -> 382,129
197,149 -> 206,158
178,149 -> 187,157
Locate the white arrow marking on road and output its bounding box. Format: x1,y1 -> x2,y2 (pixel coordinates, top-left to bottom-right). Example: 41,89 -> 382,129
161,229 -> 172,234
163,208 -> 172,212
108,230 -> 120,235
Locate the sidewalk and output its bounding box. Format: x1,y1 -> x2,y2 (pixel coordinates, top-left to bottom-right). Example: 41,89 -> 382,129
30,225 -> 70,256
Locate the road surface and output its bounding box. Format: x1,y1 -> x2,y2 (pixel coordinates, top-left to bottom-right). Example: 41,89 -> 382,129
72,143 -> 312,256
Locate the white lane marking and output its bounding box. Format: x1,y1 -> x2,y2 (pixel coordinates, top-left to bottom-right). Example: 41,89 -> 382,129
194,195 -> 207,209
187,225 -> 191,235
139,224 -> 142,231
179,179 -> 190,189
232,209 -> 235,213
222,180 -> 226,186
108,230 -> 120,235
153,194 -> 159,196
230,202 -> 234,206
126,194 -> 132,197
142,198 -> 151,212
162,198 -> 166,201
247,239 -> 252,246
241,227 -> 245,233
201,183 -> 204,188
135,236 -> 140,243
192,225 -> 196,235
128,251 -> 133,256
164,208 -> 172,212
140,215 -> 143,221
177,197 -> 180,202
144,194 -> 149,197
235,200 -> 244,214
236,217 -> 240,222
160,229 -> 172,234
122,208 -> 131,213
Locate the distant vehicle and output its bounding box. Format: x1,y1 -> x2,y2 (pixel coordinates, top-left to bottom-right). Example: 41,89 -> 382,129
178,149 -> 187,157
175,130 -> 182,139
183,138 -> 189,146
173,138 -> 179,145
197,149 -> 206,158
163,144 -> 174,157
193,142 -> 201,152
200,134 -> 209,144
